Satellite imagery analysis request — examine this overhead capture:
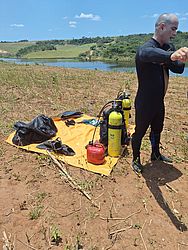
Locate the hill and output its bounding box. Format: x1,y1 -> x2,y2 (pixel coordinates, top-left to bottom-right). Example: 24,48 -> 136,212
1,32 -> 188,64
0,62 -> 188,249
0,41 -> 34,57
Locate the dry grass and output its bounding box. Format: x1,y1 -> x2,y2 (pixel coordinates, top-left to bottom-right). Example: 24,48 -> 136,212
0,61 -> 188,249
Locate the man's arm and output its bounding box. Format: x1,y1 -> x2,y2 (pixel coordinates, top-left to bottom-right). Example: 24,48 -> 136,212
138,46 -> 173,64
167,47 -> 188,74
138,45 -> 188,72
166,60 -> 184,74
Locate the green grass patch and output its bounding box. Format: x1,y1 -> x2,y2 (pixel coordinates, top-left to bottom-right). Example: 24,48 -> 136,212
0,42 -> 35,54
25,44 -> 94,59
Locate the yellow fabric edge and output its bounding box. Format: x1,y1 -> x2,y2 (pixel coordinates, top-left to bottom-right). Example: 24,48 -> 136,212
5,114 -> 135,176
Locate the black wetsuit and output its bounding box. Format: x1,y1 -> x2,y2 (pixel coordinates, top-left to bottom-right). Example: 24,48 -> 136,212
132,38 -> 184,161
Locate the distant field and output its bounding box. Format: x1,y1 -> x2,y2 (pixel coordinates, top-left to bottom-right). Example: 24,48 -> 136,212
24,44 -> 94,59
0,42 -> 35,54
0,42 -> 93,59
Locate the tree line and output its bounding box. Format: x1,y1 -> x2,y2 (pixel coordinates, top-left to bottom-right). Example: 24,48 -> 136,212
2,32 -> 188,63
78,32 -> 188,64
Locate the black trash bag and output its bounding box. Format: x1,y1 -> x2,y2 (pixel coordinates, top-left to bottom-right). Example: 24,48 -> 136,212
12,114 -> 58,146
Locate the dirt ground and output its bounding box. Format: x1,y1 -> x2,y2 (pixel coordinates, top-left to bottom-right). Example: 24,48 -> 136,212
0,63 -> 188,250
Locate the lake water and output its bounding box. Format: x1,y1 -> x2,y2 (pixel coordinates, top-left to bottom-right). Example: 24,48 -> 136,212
1,58 -> 188,77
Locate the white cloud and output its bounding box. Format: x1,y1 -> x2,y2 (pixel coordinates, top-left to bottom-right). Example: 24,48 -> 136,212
142,13 -> 159,18
180,17 -> 187,21
177,12 -> 188,21
69,21 -> 77,28
142,12 -> 188,20
152,13 -> 159,18
10,24 -> 24,27
75,12 -> 101,21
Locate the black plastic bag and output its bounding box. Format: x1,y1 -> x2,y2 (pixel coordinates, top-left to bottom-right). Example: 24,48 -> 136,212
12,114 -> 58,146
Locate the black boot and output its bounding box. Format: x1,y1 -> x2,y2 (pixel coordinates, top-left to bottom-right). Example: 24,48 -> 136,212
131,157 -> 143,174
151,152 -> 173,163
150,132 -> 172,163
131,133 -> 144,173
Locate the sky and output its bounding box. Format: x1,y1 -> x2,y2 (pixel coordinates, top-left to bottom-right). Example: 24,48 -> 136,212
1,0 -> 188,41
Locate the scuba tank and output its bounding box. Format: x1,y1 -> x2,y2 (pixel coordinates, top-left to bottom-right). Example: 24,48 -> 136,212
108,100 -> 123,157
117,90 -> 131,129
87,93 -> 129,161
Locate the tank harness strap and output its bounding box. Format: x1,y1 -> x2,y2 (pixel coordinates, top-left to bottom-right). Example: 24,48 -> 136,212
108,124 -> 124,129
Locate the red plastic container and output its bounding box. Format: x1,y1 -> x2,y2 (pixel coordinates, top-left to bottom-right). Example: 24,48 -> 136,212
86,142 -> 105,165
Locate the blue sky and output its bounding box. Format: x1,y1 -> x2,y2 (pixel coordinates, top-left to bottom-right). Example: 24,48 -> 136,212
1,0 -> 188,41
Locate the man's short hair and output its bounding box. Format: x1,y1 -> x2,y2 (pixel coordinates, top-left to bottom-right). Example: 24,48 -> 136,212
155,13 -> 178,27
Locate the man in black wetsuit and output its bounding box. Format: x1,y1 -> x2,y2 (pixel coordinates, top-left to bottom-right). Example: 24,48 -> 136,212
131,13 -> 188,173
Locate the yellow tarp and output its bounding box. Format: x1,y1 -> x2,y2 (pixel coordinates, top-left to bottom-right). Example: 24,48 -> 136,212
6,114 -> 134,176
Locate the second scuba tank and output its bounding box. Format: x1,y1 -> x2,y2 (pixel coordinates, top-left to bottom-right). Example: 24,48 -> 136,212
122,93 -> 131,129
108,101 -> 123,157
117,91 -> 131,129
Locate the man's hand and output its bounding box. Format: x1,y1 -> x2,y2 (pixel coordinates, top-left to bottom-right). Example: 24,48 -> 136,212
171,47 -> 188,62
